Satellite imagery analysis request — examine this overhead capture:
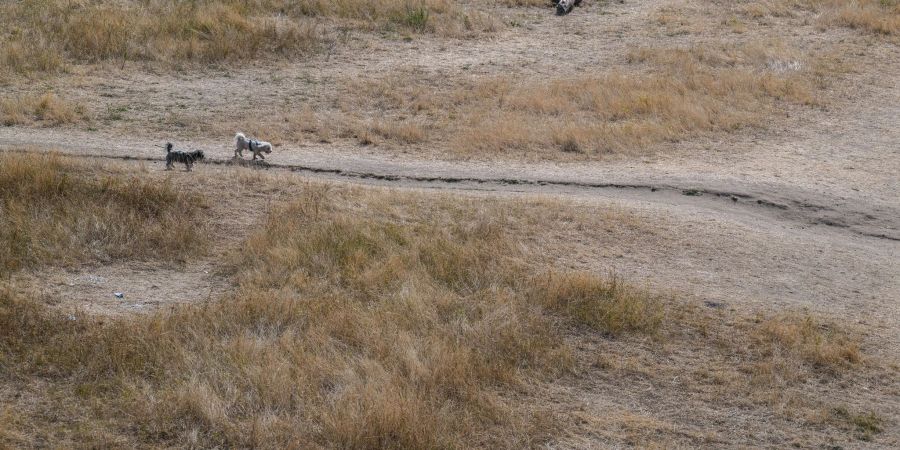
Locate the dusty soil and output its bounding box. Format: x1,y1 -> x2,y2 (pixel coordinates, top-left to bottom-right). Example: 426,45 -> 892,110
1,0 -> 898,447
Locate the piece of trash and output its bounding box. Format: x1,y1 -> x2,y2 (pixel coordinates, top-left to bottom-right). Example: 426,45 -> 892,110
767,60 -> 802,73
704,300 -> 725,308
84,275 -> 106,285
114,292 -> 125,298
67,315 -> 77,321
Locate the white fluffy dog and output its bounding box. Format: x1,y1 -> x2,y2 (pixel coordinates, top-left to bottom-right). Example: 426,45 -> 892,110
234,132 -> 273,160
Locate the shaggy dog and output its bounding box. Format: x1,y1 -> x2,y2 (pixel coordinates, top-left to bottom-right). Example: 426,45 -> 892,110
164,142 -> 205,171
234,132 -> 273,160
553,0 -> 581,15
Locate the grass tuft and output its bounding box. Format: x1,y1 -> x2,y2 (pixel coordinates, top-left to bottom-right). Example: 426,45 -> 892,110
398,3 -> 431,31
831,406 -> 885,441
532,272 -> 663,335
755,314 -> 861,372
0,153 -> 206,274
827,0 -> 900,34
1,93 -> 88,126
738,0 -> 900,34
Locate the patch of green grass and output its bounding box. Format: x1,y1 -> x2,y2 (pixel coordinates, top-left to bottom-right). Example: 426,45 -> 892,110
831,406 -> 884,441
102,105 -> 128,121
399,3 -> 431,31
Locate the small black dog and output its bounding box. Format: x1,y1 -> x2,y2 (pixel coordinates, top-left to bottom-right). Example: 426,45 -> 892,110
164,142 -> 204,171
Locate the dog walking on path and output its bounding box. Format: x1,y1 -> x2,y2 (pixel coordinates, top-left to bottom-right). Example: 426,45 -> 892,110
164,142 -> 205,171
234,132 -> 273,160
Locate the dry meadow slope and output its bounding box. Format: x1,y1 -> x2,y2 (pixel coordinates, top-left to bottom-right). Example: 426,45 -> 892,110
2,0 -> 898,205
1,0 -> 899,448
0,155 -> 897,448
1,0 -> 897,159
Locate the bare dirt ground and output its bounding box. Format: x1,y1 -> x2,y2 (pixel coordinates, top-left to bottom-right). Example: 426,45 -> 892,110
2,0 -> 899,447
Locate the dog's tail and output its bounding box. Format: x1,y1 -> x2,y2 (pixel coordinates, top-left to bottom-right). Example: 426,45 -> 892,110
165,142 -> 173,153
234,132 -> 246,146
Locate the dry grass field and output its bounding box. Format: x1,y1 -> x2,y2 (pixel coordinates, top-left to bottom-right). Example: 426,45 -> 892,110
1,0 -> 896,159
734,0 -> 900,34
1,155 -> 895,448
0,153 -> 205,274
0,93 -> 89,127
1,0 -> 899,448
0,0 -> 495,75
326,42 -> 826,156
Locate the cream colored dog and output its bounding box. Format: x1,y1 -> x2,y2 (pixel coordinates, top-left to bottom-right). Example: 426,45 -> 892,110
234,132 -> 273,160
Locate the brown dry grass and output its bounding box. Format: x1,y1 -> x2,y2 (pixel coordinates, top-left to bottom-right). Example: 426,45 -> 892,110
734,313 -> 865,395
3,3 -> 861,162
266,42 -> 826,158
533,272 -> 663,335
0,93 -> 89,126
0,177 -> 664,447
827,0 -> 900,34
0,0 -> 496,76
0,153 -> 206,275
754,313 -> 861,373
0,159 -> 892,447
467,42 -> 822,157
737,0 -> 900,34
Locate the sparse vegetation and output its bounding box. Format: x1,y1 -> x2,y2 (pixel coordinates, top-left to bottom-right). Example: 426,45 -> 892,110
0,153 -> 206,274
827,0 -> 900,34
2,2 -> 864,162
831,406 -> 885,441
0,0 -> 496,75
737,0 -> 900,34
533,272 -> 663,335
400,3 -> 432,31
0,93 -> 89,126
1,0 -> 898,446
0,178 -> 665,447
298,42 -> 823,158
754,313 -> 861,373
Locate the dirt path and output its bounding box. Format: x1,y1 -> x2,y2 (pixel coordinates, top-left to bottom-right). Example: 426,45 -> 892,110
1,140 -> 898,348
2,122 -> 897,243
